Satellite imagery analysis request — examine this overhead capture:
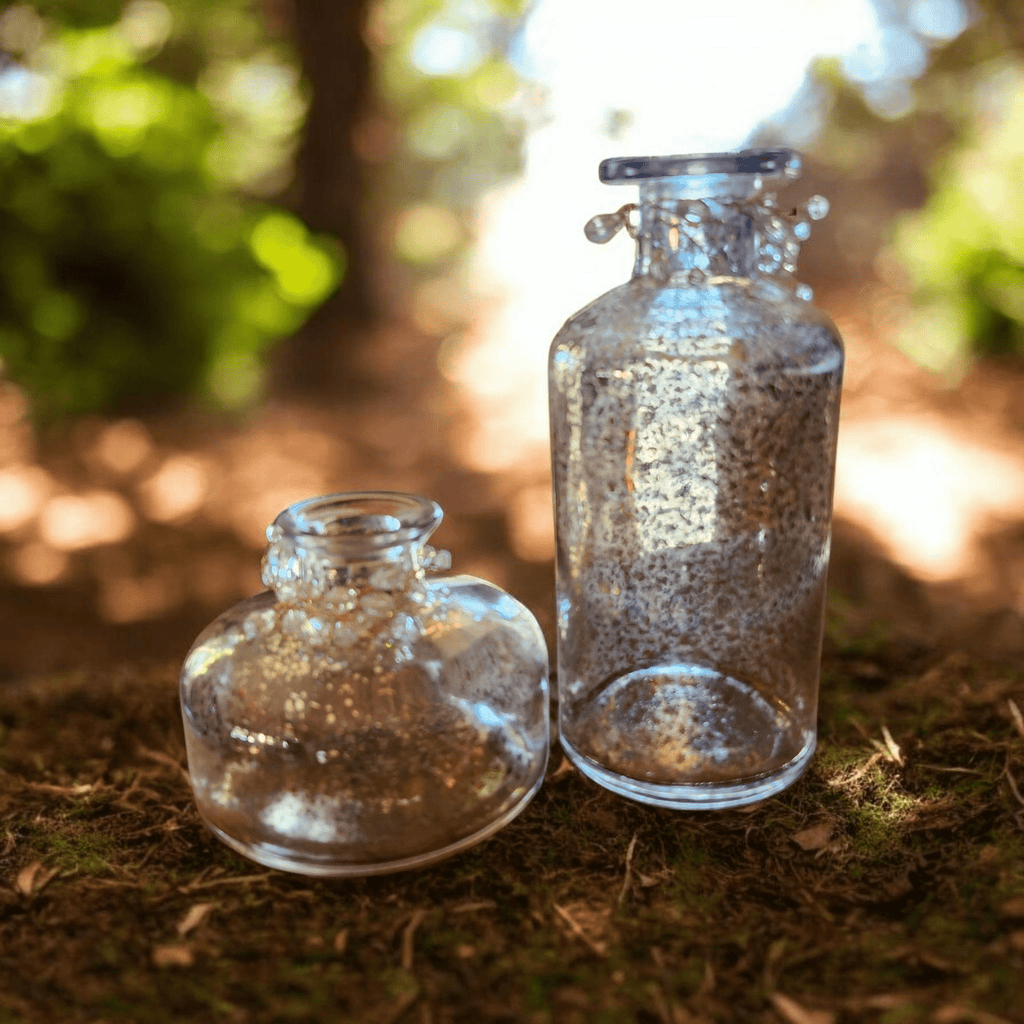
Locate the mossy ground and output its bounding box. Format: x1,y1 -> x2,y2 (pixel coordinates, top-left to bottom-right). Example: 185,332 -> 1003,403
1,637 -> 1023,1024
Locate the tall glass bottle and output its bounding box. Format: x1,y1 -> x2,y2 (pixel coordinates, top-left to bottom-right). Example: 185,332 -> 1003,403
180,492 -> 549,875
549,149 -> 843,809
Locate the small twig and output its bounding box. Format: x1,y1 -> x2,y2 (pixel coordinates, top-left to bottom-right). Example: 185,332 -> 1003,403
618,832 -> 638,907
846,751 -> 884,783
177,872 -> 272,893
917,765 -> 985,775
1008,698 -> 1024,739
401,909 -> 427,972
450,900 -> 496,914
553,903 -> 607,957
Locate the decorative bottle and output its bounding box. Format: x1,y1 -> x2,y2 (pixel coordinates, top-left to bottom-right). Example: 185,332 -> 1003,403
549,149 -> 843,808
180,491 -> 549,875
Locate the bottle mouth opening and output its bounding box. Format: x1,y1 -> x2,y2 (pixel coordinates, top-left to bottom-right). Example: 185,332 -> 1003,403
271,492 -> 443,548
599,147 -> 801,185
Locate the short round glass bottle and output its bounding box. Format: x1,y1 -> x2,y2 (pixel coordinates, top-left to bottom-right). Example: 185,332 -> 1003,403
549,149 -> 844,809
180,492 -> 549,876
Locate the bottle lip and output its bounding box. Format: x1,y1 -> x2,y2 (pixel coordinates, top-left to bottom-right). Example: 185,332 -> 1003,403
271,491 -> 443,549
599,147 -> 801,185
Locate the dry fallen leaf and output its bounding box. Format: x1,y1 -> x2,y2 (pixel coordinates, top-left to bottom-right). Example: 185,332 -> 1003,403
792,822 -> 833,851
152,943 -> 194,968
176,901 -> 216,938
15,861 -> 58,897
770,992 -> 836,1024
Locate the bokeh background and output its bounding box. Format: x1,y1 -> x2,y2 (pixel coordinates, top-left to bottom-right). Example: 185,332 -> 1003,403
1,0 -> 1023,679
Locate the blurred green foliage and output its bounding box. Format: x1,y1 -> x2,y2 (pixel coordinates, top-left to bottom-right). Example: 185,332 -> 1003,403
893,59 -> 1024,372
0,1 -> 341,419
366,0 -> 526,271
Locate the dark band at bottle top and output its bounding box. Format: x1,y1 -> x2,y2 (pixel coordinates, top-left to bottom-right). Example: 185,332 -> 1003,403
599,148 -> 800,184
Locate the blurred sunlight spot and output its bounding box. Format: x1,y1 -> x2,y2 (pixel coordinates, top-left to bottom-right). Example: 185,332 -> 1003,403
0,465 -> 53,533
834,414 -> 1024,582
89,419 -> 155,476
9,541 -> 68,586
841,26 -> 928,85
250,213 -> 341,303
410,24 -> 486,77
910,0 -> 973,41
0,65 -> 55,120
39,491 -> 136,551
118,0 -> 173,56
87,80 -> 173,157
200,56 -> 306,190
507,484 -> 555,562
394,204 -> 462,265
138,454 -> 210,523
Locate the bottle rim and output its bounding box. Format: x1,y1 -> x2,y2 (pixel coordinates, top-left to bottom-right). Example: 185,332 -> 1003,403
271,491 -> 443,549
599,147 -> 801,185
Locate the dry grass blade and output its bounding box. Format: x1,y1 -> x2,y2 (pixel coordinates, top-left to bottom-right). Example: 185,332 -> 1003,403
770,992 -> 836,1024
401,909 -> 427,971
177,873 -> 272,893
451,901 -> 496,913
553,903 -> 607,958
1002,757 -> 1024,808
881,725 -> 903,765
618,832 -> 638,906
1008,698 -> 1024,739
21,781 -> 98,797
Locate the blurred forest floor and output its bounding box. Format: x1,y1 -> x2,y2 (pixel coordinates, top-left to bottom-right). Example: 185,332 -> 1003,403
0,272 -> 1023,680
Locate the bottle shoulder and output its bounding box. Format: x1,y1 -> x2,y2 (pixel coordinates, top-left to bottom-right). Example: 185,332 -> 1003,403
550,277 -> 843,372
180,576 -> 546,690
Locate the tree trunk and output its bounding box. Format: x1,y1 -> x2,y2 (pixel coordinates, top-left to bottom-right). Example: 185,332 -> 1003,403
276,0 -> 376,398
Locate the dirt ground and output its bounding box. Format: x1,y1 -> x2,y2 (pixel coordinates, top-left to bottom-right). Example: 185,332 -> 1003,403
1,290 -> 1023,1021
1,644 -> 1022,1023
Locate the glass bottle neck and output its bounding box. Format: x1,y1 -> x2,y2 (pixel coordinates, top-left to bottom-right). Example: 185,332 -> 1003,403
633,178 -> 761,282
261,493 -> 447,606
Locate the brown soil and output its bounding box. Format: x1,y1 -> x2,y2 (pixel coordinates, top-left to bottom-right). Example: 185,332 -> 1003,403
1,646 -> 1023,1024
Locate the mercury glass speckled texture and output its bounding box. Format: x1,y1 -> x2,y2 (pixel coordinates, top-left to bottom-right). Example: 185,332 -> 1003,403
180,493 -> 548,876
549,149 -> 843,809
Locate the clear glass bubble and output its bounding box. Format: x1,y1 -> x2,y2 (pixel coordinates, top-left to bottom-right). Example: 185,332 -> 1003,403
585,212 -> 624,244
806,195 -> 829,221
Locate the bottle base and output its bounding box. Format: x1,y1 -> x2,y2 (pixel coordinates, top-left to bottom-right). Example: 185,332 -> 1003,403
194,767 -> 546,877
560,730 -> 815,809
